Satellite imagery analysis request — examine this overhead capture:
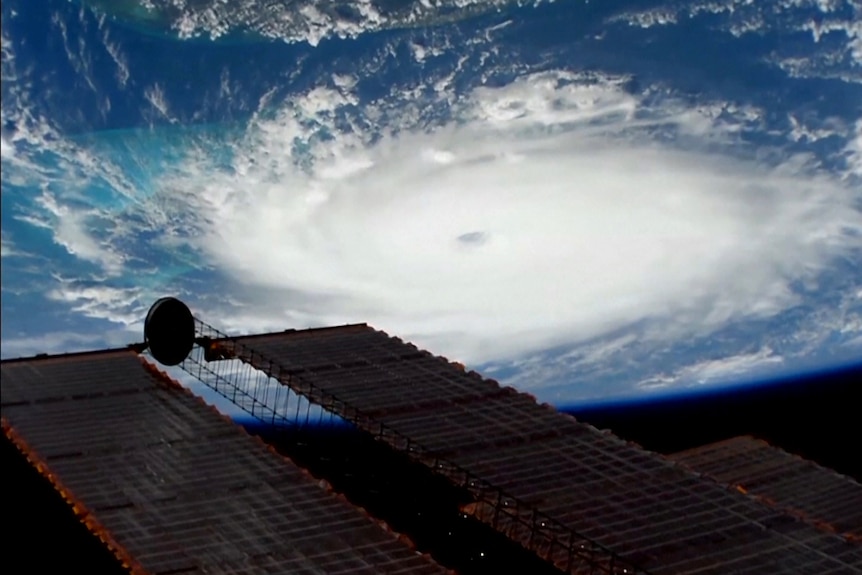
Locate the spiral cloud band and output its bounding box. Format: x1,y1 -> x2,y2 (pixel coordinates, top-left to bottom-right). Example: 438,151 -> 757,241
150,71 -> 860,368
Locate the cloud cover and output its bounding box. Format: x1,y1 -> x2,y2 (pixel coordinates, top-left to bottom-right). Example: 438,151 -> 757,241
2,1 -> 859,400
149,71 -> 861,365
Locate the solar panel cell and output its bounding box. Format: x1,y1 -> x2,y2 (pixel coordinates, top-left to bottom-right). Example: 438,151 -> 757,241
227,327 -> 862,575
1,351 -> 450,575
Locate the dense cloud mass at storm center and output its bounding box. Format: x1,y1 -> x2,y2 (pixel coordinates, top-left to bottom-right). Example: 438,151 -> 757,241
151,73 -> 861,364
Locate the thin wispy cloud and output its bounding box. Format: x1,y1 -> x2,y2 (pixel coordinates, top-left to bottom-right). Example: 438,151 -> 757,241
0,329 -> 134,359
46,282 -> 148,327
636,348 -> 785,390
0,232 -> 23,258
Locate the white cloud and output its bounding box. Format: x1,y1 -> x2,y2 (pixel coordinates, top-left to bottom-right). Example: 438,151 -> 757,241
150,71 -> 861,366
46,283 -> 148,327
98,0 -> 533,45
840,315 -> 862,336
1,45 -> 150,281
144,82 -> 173,122
0,329 -> 134,359
0,134 -> 14,160
101,26 -> 130,88
31,192 -> 127,274
613,0 -> 862,80
846,119 -> 862,178
0,232 -> 22,258
559,334 -> 639,367
636,348 -> 785,389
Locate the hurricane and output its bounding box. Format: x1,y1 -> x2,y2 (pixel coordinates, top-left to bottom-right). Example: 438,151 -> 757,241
2,0 -> 861,407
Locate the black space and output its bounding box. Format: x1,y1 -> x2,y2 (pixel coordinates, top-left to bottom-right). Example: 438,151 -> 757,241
564,362 -> 862,481
3,362 -> 859,572
1,438 -> 129,574
243,424 -> 569,575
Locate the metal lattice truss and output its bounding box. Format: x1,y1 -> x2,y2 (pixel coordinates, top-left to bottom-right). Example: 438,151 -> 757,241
179,316 -> 862,575
179,317 -> 645,575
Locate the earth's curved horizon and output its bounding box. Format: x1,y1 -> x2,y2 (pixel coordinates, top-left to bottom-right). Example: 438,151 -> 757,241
2,0 -> 860,417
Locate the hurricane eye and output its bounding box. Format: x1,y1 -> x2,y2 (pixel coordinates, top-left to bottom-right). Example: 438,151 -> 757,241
456,231 -> 487,246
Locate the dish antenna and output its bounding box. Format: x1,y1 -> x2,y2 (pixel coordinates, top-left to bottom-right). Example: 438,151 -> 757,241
144,297 -> 196,366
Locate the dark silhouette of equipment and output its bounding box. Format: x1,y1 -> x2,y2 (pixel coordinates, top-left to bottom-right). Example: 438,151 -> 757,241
143,296 -> 195,366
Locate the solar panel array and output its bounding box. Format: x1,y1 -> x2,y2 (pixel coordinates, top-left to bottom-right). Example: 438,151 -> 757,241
228,327 -> 862,575
0,350 -> 449,575
670,436 -> 862,539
